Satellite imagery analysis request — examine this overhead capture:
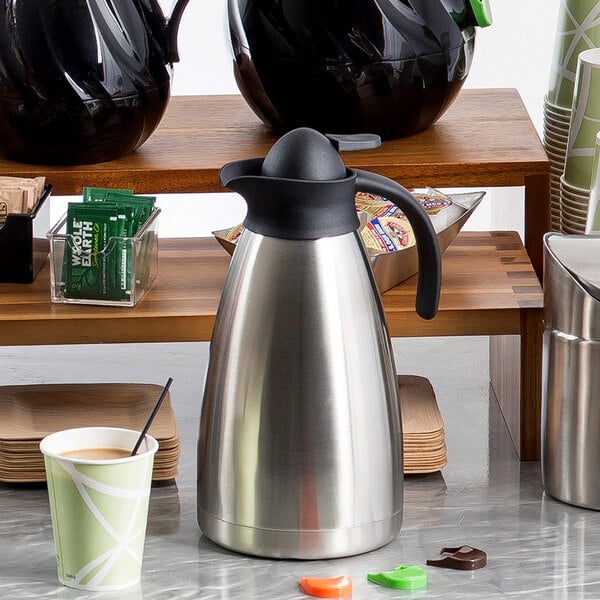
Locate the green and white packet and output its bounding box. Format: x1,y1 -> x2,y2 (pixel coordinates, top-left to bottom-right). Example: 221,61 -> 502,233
83,189 -> 157,299
64,203 -> 121,300
82,187 -> 133,202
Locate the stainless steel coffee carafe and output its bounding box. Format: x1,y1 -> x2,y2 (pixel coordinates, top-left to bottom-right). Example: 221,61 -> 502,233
197,128 -> 441,559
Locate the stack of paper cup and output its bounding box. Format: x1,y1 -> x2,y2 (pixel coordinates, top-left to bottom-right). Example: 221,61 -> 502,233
562,48 -> 600,232
545,0 -> 600,231
544,98 -> 571,231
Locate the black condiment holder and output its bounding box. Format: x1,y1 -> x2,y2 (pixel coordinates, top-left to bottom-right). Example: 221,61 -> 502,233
0,184 -> 52,283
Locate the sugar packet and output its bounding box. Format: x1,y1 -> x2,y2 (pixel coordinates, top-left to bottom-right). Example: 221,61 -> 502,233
0,176 -> 46,224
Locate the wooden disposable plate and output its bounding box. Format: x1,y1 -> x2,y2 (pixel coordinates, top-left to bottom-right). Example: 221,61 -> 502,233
0,383 -> 180,483
0,467 -> 179,484
399,375 -> 444,434
398,375 -> 447,473
0,437 -> 181,454
0,383 -> 178,440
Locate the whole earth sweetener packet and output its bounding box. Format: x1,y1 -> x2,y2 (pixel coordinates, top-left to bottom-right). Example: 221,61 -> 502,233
84,190 -> 156,234
113,207 -> 134,299
64,203 -> 122,300
86,203 -> 136,298
82,189 -> 157,299
82,187 -> 133,202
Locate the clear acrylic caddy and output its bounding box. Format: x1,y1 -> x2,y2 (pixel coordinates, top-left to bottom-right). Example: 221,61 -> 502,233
47,207 -> 160,307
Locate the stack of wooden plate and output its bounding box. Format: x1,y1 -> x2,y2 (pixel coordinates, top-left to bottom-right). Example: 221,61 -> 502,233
0,383 -> 180,483
399,375 -> 447,474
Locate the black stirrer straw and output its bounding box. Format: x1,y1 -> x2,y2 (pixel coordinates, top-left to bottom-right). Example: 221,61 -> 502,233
131,377 -> 173,456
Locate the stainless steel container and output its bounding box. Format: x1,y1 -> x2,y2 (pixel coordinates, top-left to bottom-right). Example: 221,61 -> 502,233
542,233 -> 600,509
197,128 -> 441,558
198,231 -> 403,558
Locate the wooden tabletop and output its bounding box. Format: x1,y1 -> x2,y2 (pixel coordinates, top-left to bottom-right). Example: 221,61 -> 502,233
0,232 -> 542,346
0,89 -> 549,195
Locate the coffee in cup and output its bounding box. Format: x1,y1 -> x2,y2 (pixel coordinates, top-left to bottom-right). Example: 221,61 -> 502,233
59,447 -> 131,460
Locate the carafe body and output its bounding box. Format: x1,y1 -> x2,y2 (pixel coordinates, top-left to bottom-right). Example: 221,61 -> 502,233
197,127 -> 441,559
198,229 -> 403,558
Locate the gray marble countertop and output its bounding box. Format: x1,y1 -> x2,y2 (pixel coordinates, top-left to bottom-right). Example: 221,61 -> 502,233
2,340 -> 600,599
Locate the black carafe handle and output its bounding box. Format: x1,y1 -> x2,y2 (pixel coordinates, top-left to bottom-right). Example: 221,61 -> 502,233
166,0 -> 192,62
354,169 -> 441,320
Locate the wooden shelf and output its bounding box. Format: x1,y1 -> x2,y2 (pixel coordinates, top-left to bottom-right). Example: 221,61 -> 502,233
0,89 -> 550,460
0,232 -> 541,346
0,89 -> 549,275
0,90 -> 548,193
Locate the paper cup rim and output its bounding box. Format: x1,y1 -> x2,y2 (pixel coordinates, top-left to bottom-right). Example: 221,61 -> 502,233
561,192 -> 589,205
543,106 -> 572,120
562,203 -> 588,210
544,125 -> 569,137
562,217 -> 588,227
562,209 -> 589,218
561,197 -> 589,210
561,192 -> 590,203
561,195 -> 589,206
59,577 -> 142,593
40,426 -> 159,464
545,144 -> 567,157
577,48 -> 600,67
544,137 -> 569,147
544,112 -> 572,124
543,125 -> 570,139
561,184 -> 589,196
561,180 -> 590,194
563,215 -> 588,223
561,175 -> 591,194
544,131 -> 569,143
544,96 -> 573,115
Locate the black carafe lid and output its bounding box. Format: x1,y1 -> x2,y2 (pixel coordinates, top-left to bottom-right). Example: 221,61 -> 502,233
261,128 -> 347,180
219,127 -> 442,320
219,128 -> 361,239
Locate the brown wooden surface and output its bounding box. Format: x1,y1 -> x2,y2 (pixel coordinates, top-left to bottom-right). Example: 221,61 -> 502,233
0,90 -> 549,194
0,90 -> 549,460
0,231 -> 541,346
0,383 -> 179,482
0,89 -> 550,276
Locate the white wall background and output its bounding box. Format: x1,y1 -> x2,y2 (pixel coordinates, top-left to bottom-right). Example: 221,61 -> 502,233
53,0 -> 560,236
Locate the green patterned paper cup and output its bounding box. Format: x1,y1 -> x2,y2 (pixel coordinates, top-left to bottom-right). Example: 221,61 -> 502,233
40,427 -> 158,592
547,0 -> 600,108
564,48 -> 600,188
